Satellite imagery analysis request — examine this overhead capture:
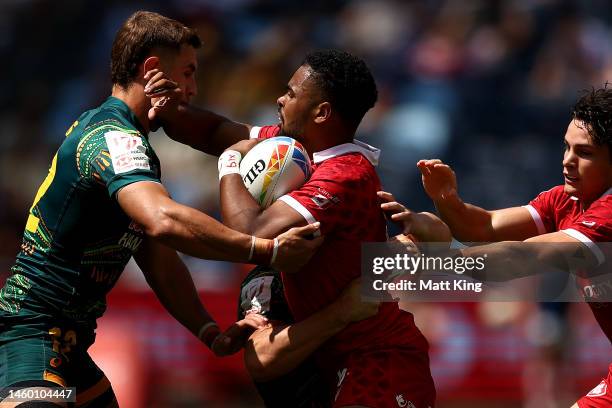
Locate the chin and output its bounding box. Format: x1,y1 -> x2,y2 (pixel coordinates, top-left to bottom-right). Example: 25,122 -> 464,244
563,183 -> 580,198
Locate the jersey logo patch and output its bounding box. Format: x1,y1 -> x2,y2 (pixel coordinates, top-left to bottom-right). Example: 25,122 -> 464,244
587,381 -> 607,397
581,220 -> 597,228
105,131 -> 150,174
310,187 -> 340,209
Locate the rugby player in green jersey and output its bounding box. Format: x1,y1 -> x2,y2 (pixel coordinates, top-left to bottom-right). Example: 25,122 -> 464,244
0,11 -> 321,407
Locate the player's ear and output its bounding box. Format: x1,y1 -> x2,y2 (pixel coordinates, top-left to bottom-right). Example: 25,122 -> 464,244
142,56 -> 160,78
313,101 -> 331,124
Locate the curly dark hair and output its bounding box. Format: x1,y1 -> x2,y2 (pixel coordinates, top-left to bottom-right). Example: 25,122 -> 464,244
572,86 -> 612,157
111,11 -> 201,89
302,49 -> 378,128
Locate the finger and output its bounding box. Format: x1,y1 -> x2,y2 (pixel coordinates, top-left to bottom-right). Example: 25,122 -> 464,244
144,71 -> 165,89
291,222 -> 321,237
381,202 -> 410,214
246,313 -> 269,327
146,84 -> 180,98
376,191 -> 396,203
147,77 -> 178,93
425,159 -> 443,166
238,314 -> 268,329
432,163 -> 452,172
143,69 -> 159,81
418,163 -> 432,175
390,212 -> 413,222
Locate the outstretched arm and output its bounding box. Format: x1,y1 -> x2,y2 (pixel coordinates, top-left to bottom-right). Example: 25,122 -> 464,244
418,159 -> 539,242
458,231 -> 598,281
378,191 -> 600,281
244,280 -> 378,381
117,181 -> 321,271
144,69 -> 250,156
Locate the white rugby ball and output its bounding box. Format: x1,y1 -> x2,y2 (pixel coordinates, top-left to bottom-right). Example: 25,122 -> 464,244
240,136 -> 312,208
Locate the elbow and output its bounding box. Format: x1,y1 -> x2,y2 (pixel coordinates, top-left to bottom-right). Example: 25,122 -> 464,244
142,206 -> 176,241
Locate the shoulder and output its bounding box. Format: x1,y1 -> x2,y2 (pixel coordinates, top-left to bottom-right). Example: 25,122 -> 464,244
585,194 -> 612,218
312,153 -> 377,184
533,185 -> 567,201
252,125 -> 281,140
530,185 -> 573,211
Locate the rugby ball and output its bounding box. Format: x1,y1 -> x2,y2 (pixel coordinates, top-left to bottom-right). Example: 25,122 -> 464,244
240,137 -> 312,208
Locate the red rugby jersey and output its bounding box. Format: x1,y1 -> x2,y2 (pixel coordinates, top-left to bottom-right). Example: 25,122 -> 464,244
250,125 -> 429,356
525,185 -> 612,343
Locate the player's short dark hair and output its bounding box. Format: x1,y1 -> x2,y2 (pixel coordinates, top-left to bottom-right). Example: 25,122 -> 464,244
111,11 -> 201,89
572,85 -> 612,158
302,49 -> 378,128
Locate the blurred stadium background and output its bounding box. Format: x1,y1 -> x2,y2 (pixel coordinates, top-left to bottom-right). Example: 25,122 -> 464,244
1,0 -> 612,406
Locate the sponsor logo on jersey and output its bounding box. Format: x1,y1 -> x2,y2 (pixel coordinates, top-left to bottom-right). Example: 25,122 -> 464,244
310,187 -> 340,209
128,221 -> 144,233
395,394 -> 415,407
105,131 -> 150,174
581,220 -> 597,228
90,265 -> 122,286
334,368 -> 349,401
118,232 -> 143,252
582,280 -> 612,301
587,380 -> 607,397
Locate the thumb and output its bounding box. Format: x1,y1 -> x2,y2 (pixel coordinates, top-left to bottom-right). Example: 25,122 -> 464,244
292,222 -> 321,237
148,106 -> 157,122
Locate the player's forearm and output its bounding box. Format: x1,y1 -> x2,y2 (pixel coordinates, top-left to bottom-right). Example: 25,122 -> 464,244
458,241 -> 572,281
435,194 -> 496,242
161,104 -> 249,156
153,201 -> 254,262
245,305 -> 348,381
145,263 -> 214,336
220,174 -> 264,234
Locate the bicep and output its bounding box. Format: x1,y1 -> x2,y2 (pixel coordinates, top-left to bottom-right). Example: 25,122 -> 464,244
525,231 -> 601,269
116,181 -> 173,234
490,206 -> 540,241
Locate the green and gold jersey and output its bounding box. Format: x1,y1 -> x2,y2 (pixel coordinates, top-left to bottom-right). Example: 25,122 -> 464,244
0,97 -> 160,324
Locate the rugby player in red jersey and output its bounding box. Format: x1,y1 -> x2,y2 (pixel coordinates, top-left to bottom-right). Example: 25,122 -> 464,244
148,50 -> 437,408
398,87 -> 612,408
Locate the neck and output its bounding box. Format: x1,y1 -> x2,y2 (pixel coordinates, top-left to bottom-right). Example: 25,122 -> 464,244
581,186 -> 612,211
309,122 -> 354,153
111,84 -> 150,134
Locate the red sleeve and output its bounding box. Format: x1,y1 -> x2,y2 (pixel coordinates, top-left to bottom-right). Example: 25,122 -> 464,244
249,125 -> 281,140
525,186 -> 564,234
277,161 -> 368,235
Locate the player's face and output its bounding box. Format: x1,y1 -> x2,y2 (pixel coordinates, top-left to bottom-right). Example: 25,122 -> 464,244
161,45 -> 198,104
562,119 -> 612,205
277,65 -> 320,144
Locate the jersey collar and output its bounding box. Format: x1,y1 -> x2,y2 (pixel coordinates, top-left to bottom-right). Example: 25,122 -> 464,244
104,96 -> 147,136
313,140 -> 380,166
